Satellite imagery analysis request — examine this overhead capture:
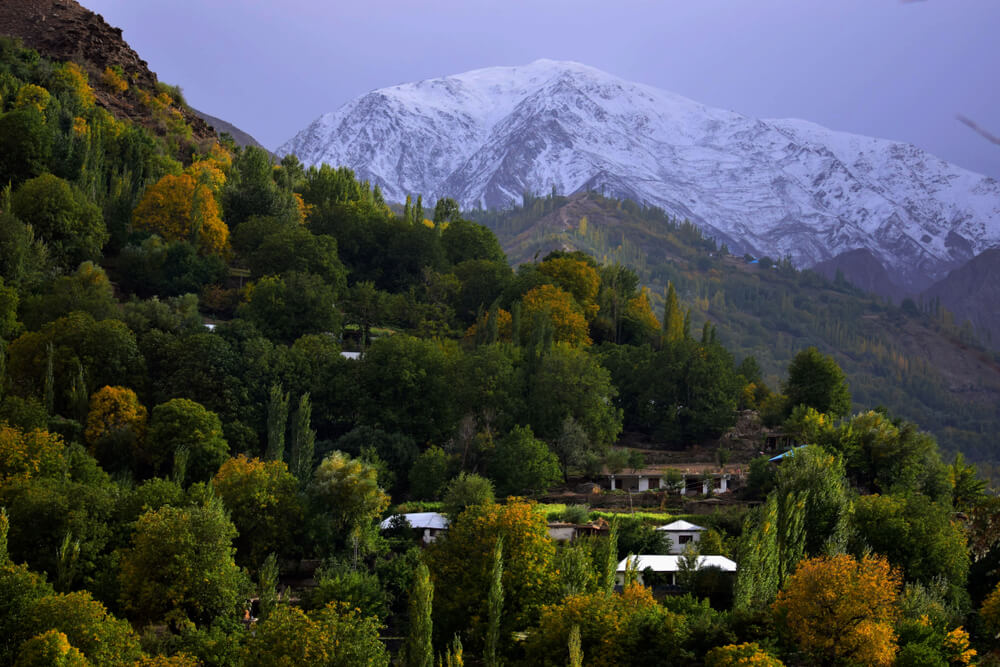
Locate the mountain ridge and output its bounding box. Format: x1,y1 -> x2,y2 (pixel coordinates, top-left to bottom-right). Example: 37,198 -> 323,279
280,59 -> 1000,292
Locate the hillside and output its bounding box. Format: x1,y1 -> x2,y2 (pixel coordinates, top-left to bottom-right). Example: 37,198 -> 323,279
0,0 -> 216,144
280,59 -> 1000,292
471,191 -> 1000,461
923,248 -> 1000,350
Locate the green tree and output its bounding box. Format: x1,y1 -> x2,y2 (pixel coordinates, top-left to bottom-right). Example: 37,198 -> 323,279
241,602 -> 389,667
426,499 -> 557,653
118,501 -> 250,627
527,342 -> 622,448
489,425 -> 562,497
265,383 -> 289,462
440,219 -> 505,266
146,399 -> 229,483
783,346 -> 851,418
441,472 -> 494,519
409,446 -> 452,501
239,271 -> 341,343
850,493 -> 969,601
485,536 -> 504,667
0,107 -> 52,186
290,392 -> 316,482
212,455 -> 304,568
308,451 -> 389,554
404,563 -> 434,667
12,174 -> 107,269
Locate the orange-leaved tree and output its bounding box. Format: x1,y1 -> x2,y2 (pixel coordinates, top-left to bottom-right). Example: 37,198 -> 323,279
132,173 -> 229,255
773,554 -> 901,667
521,284 -> 591,347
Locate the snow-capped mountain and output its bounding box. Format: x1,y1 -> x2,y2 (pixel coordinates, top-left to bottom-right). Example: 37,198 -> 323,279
278,59 -> 1000,290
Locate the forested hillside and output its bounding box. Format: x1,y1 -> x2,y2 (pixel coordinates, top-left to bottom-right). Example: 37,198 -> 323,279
0,28 -> 999,667
471,191 -> 1000,461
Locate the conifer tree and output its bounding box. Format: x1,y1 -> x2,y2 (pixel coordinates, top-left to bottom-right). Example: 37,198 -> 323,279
485,537 -> 504,667
266,383 -> 290,462
415,195 -> 424,224
405,562 -> 434,667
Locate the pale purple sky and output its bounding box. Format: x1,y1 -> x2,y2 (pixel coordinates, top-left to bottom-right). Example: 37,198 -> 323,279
85,0 -> 1000,178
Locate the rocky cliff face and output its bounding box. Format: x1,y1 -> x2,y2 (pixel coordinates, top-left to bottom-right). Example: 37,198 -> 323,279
280,60 -> 1000,291
0,0 -> 215,142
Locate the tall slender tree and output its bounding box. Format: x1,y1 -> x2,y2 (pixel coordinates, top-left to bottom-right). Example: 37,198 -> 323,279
485,537 -> 504,667
290,392 -> 315,482
266,383 -> 290,462
404,562 -> 434,667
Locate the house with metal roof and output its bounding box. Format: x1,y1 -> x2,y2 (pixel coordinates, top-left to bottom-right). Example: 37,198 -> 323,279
656,520 -> 705,553
379,512 -> 449,544
616,554 -> 737,587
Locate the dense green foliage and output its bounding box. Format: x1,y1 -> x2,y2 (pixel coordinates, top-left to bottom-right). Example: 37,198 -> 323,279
0,38 -> 996,667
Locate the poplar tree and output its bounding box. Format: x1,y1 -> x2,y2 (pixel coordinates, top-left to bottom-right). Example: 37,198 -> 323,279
568,624 -> 583,667
485,537 -> 504,667
602,516 -> 620,594
266,383 -> 289,462
290,392 -> 315,482
43,342 -> 54,413
404,563 -> 434,667
662,282 -> 685,343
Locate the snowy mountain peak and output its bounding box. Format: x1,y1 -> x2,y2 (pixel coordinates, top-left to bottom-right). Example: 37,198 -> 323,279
278,61 -> 1000,290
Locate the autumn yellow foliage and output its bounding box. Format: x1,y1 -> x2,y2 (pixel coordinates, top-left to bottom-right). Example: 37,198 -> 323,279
0,425 -> 66,482
101,66 -> 129,93
624,287 -> 660,331
773,554 -> 901,666
942,627 -> 976,666
521,284 -> 591,347
463,308 -> 513,342
983,582 -> 1000,637
538,257 -> 601,319
14,83 -> 50,113
132,173 -> 229,255
84,386 -> 147,447
51,62 -> 96,107
704,642 -> 784,666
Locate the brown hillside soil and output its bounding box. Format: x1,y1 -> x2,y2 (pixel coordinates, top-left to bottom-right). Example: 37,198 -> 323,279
0,0 -> 215,144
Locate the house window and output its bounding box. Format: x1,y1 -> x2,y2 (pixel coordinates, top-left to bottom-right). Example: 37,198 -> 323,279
678,535 -> 693,544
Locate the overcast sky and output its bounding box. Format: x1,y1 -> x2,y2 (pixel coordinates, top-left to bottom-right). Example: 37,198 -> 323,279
85,0 -> 1000,178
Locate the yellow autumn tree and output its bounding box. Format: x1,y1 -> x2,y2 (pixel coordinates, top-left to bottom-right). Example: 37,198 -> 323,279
0,425 -> 66,482
773,554 -> 901,667
50,62 -> 95,108
983,582 -> 1000,638
132,173 -> 229,255
84,386 -> 147,448
14,84 -> 51,113
705,643 -> 784,667
463,308 -> 513,343
521,284 -> 591,347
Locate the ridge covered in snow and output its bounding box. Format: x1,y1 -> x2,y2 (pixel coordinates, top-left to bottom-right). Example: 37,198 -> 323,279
278,59 -> 1000,289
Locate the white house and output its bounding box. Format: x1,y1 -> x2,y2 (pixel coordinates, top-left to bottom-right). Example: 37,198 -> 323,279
379,512 -> 449,544
656,520 -> 705,554
615,554 -> 737,587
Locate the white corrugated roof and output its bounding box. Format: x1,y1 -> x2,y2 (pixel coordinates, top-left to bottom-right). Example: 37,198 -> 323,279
656,520 -> 704,532
380,512 -> 449,531
616,555 -> 736,573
